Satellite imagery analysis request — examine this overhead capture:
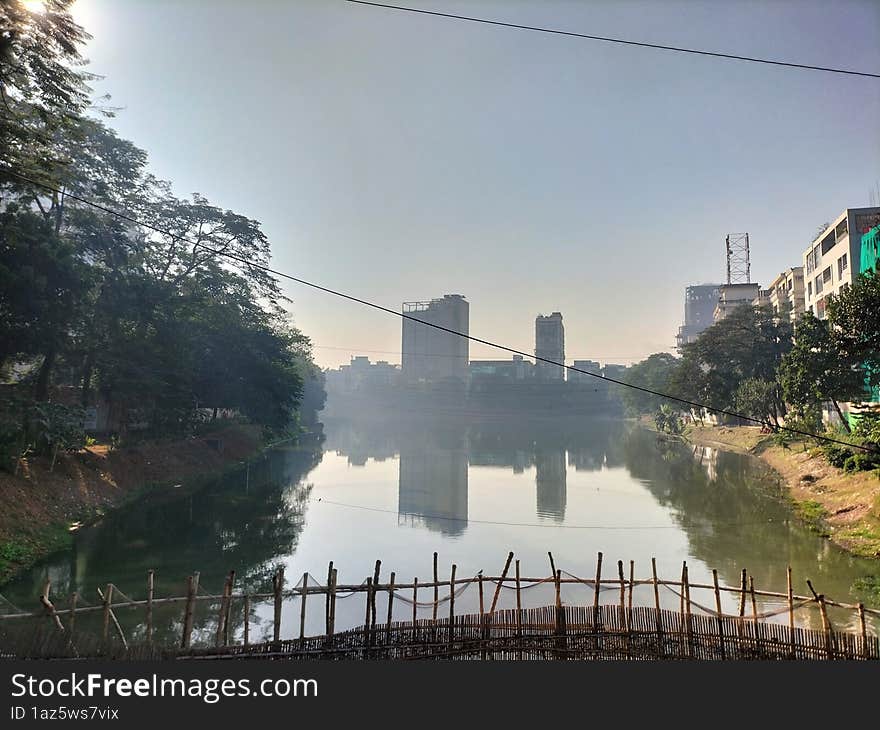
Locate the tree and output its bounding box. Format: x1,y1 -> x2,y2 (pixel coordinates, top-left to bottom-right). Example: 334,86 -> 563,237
734,378 -> 779,427
825,267 -> 880,394
780,312 -> 869,433
622,352 -> 679,414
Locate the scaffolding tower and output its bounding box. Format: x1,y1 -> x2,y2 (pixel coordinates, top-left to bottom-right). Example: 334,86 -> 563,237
725,233 -> 750,284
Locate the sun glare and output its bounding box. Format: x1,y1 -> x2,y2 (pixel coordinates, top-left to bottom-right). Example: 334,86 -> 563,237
21,0 -> 46,13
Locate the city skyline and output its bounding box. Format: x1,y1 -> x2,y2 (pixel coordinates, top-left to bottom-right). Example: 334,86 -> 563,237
67,0 -> 880,368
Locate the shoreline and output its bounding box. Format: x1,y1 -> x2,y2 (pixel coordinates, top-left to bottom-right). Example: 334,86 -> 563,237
669,421 -> 880,559
0,424 -> 269,586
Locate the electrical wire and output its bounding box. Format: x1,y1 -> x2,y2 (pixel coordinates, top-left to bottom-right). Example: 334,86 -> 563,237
3,168 -> 876,454
346,1 -> 880,80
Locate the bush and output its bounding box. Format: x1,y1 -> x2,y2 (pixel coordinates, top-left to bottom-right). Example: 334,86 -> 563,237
823,443 -> 854,468
843,452 -> 880,473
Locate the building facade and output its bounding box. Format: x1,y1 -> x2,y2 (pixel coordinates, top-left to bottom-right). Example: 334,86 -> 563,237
675,284 -> 721,350
803,207 -> 880,319
535,312 -> 565,381
567,359 -> 601,385
469,354 -> 534,382
766,267 -> 805,322
713,283 -> 761,322
401,294 -> 469,382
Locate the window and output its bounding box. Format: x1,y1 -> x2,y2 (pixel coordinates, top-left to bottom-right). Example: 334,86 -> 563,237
815,275 -> 823,294
808,281 -> 812,298
838,253 -> 848,278
822,266 -> 832,284
835,218 -> 848,241
787,278 -> 793,291
821,232 -> 836,255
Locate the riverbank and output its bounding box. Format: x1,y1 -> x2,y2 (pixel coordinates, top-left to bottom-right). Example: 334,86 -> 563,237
680,423 -> 880,559
0,425 -> 263,584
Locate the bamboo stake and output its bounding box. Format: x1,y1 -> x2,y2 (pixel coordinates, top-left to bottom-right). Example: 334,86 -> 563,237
712,569 -> 725,660
593,552 -> 603,610
617,560 -> 626,618
272,566 -> 284,642
299,572 -> 308,640
739,568 -> 748,618
97,586 -> 127,651
554,568 -> 562,608
683,564 -> 693,659
651,557 -> 664,658
749,575 -> 760,655
627,560 -> 635,617
363,577 -> 372,658
243,594 -> 250,646
101,582 -> 113,641
489,551 -> 514,614
386,572 -> 396,641
478,574 -> 484,616
412,578 -> 418,624
223,570 -> 235,646
327,569 -> 337,638
448,563 -> 457,651
787,566 -> 795,658
515,559 -> 522,661
146,570 -> 154,644
555,569 -> 566,661
215,570 -> 234,647
858,603 -> 867,656
371,560 -> 381,628
548,551 -> 556,579
324,561 -> 333,630
39,580 -> 64,633
180,572 -> 199,649
807,579 -> 834,660
68,592 -> 78,637
432,552 -> 439,621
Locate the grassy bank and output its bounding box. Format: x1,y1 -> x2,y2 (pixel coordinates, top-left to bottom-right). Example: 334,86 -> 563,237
680,422 -> 880,559
0,424 -> 264,585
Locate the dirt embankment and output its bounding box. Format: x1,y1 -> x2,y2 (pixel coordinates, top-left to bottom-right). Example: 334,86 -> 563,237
0,425 -> 262,584
683,423 -> 880,559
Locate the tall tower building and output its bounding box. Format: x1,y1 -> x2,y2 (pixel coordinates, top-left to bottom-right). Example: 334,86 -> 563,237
401,294 -> 469,382
535,312 -> 565,381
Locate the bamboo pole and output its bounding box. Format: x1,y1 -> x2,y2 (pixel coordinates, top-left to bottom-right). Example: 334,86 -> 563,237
749,575 -> 760,655
683,564 -> 693,659
739,568 -> 748,618
371,560 -> 381,635
593,552 -> 603,610
39,580 -> 64,633
555,569 -> 566,661
548,551 -> 556,579
97,586 -> 127,651
68,592 -> 78,637
215,570 -> 234,647
432,552 -> 439,621
554,568 -> 562,609
300,572 -> 308,640
363,577 -> 372,656
858,603 -> 867,656
787,566 -> 795,658
627,560 -> 635,618
223,570 -> 235,646
325,561 -> 333,631
412,578 -> 418,624
712,569 -> 725,660
272,566 -> 284,642
181,573 -> 199,649
807,579 -> 834,660
243,594 -> 250,647
327,569 -> 337,639
386,571 -> 396,641
617,560 -> 626,618
448,563 -> 457,651
478,574 -> 484,616
515,559 -> 522,661
101,583 -> 113,642
651,557 -> 664,658
146,570 -> 154,644
489,551 -> 514,614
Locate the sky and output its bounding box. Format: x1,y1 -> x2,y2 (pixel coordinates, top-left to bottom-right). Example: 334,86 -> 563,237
67,0 -> 880,369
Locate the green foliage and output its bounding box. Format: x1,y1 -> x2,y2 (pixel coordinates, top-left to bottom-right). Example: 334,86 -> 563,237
825,268 -> 880,391
622,352 -> 679,414
734,377 -> 778,426
653,404 -> 683,435
822,443 -> 854,469
843,452 -> 880,473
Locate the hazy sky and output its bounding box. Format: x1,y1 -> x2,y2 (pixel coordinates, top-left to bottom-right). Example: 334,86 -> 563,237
69,0 -> 880,368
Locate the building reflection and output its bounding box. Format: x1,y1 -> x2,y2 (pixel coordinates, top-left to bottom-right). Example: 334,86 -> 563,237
535,448 -> 567,521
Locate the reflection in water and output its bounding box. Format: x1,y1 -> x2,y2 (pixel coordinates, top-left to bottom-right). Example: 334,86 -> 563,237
4,417 -> 880,646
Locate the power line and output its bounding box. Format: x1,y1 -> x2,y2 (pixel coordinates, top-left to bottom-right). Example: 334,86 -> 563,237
346,1 -> 880,80
3,168 -> 875,454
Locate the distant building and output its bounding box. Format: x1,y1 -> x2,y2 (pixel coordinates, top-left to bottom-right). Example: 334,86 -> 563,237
324,356 -> 400,394
751,289 -> 771,308
765,267 -> 805,322
567,360 -> 601,385
535,312 -> 565,381
803,207 -> 880,319
469,354 -> 533,381
676,284 -> 721,350
602,364 -> 628,381
713,283 -> 761,322
401,294 -> 469,382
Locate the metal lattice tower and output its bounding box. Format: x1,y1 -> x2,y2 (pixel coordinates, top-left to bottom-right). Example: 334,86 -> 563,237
725,233 -> 751,284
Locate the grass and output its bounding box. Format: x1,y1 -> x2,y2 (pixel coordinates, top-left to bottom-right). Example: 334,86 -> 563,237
795,499 -> 830,536
853,576 -> 880,603
0,524 -> 73,585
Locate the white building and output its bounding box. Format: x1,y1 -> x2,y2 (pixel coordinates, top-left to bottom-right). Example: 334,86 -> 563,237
803,207 -> 880,319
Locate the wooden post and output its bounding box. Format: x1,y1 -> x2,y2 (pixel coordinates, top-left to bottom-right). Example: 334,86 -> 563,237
555,569 -> 567,661
489,551 -> 514,614
412,578 -> 418,624
181,573 -> 199,649
97,586 -> 128,651
787,566 -> 795,658
738,568 -> 747,617
627,560 -> 635,619
223,570 -> 235,646
554,567 -> 562,608
39,579 -> 64,633
68,592 -> 78,637
299,572 -> 308,640
651,558 -> 664,658
363,577 -> 373,655
386,572 -> 396,643
712,569 -> 725,660
515,559 -> 523,660
617,560 -> 626,620
101,583 -> 113,642
272,566 -> 284,642
371,559 -> 381,631
749,575 -> 760,655
683,564 -> 693,659
478,573 -> 485,616
216,570 -> 234,647
328,569 -> 337,638
593,551 -> 603,610
807,580 -> 834,660
324,561 -> 333,631
548,551 -> 557,579
243,594 -> 250,647
146,570 -> 154,644
858,603 -> 867,656
448,564 -> 457,650
432,552 -> 439,621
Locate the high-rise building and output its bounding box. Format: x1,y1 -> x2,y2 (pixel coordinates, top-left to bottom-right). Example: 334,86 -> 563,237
401,294 -> 469,382
766,267 -> 805,322
567,360 -> 601,385
713,283 -> 761,322
676,284 -> 721,349
535,312 -> 565,381
803,207 -> 880,319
